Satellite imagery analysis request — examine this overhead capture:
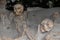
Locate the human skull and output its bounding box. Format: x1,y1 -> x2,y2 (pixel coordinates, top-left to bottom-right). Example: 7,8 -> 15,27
53,12 -> 60,23
52,12 -> 60,18
40,18 -> 54,32
14,4 -> 24,16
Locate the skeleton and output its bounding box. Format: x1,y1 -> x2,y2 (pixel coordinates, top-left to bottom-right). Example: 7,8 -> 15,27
14,4 -> 36,40
0,3 -> 26,38
40,18 -> 54,32
12,4 -> 26,37
13,4 -> 35,40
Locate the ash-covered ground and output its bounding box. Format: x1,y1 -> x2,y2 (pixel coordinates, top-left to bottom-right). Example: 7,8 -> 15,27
0,4 -> 60,40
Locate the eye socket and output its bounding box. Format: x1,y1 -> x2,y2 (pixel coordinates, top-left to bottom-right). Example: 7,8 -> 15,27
17,7 -> 21,9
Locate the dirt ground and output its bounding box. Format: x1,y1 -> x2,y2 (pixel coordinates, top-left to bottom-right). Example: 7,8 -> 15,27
0,0 -> 60,40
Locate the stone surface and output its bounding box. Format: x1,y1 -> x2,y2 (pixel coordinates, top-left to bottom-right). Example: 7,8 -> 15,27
0,6 -> 60,40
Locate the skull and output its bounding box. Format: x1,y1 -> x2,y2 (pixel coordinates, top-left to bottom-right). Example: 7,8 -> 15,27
52,12 -> 60,18
40,18 -> 54,32
14,4 -> 24,16
52,12 -> 60,23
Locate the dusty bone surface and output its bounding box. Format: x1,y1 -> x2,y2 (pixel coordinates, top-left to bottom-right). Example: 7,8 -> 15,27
14,4 -> 24,16
40,18 -> 54,32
